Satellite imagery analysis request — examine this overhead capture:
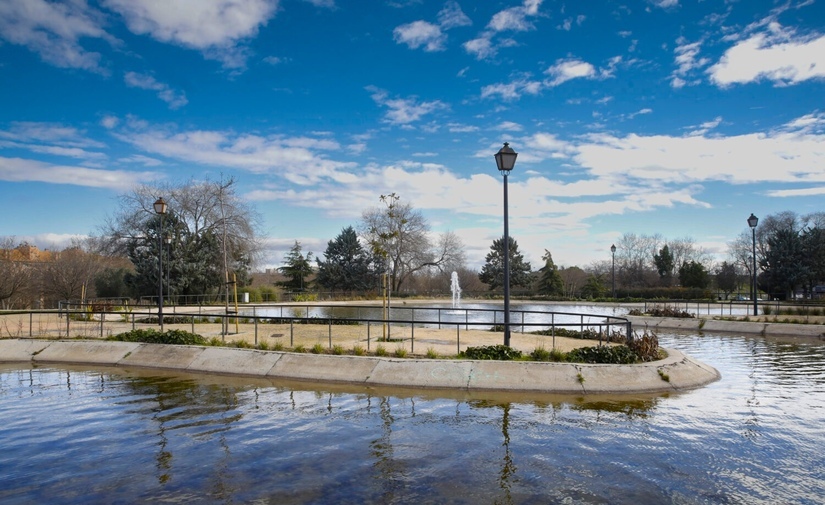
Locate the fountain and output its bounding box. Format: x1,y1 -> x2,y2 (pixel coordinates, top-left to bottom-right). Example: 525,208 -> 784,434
450,271 -> 462,308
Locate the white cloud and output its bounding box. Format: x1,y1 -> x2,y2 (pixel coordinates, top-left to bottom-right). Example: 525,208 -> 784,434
437,1 -> 472,29
103,0 -> 278,69
765,186 -> 825,198
393,20 -> 445,51
463,35 -> 496,59
124,72 -> 188,109
0,0 -> 113,73
488,0 -> 543,32
709,22 -> 825,87
544,58 -> 596,86
393,1 -> 471,52
670,37 -> 710,88
366,86 -> 448,125
111,118 -> 356,185
0,156 -> 158,190
651,0 -> 678,8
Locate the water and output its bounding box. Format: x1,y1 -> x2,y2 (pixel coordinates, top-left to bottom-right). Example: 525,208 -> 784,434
2,331 -> 824,504
451,271 -> 462,308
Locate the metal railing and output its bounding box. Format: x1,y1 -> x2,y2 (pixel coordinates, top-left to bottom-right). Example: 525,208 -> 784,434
1,304 -> 632,355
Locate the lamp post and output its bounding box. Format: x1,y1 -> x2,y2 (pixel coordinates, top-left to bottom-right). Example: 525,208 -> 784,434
748,213 -> 758,316
611,244 -> 616,299
153,197 -> 168,330
495,142 -> 518,347
165,233 -> 172,306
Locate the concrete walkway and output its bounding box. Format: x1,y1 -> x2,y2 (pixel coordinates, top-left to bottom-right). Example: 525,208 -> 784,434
0,338 -> 720,394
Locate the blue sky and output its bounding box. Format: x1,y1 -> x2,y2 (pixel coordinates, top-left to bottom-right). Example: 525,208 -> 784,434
1,0 -> 824,271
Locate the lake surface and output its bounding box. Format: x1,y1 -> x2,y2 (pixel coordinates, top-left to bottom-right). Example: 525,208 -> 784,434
2,330 -> 824,504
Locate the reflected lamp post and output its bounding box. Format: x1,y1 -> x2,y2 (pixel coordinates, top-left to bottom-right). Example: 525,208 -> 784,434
611,244 -> 616,299
748,213 -> 759,316
153,197 -> 168,330
494,142 -> 518,347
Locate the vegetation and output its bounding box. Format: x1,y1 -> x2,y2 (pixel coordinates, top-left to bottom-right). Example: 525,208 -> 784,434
460,345 -> 523,361
478,236 -> 532,290
107,328 -> 207,346
278,241 -> 314,292
315,226 -> 377,292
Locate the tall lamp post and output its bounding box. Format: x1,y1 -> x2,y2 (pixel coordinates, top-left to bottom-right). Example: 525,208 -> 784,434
495,142 -> 518,347
153,197 -> 168,330
165,233 -> 172,306
611,244 -> 616,299
748,213 -> 759,316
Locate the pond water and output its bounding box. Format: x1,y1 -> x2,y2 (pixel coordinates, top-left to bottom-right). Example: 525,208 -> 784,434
1,330 -> 824,504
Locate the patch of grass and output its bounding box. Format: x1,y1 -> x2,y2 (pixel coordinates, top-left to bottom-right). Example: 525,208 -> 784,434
352,344 -> 366,356
332,344 -> 345,355
425,347 -> 439,359
271,342 -> 285,351
530,345 -> 551,361
460,345 -> 523,361
311,343 -> 325,354
658,369 -> 671,382
107,328 -> 207,346
577,373 -> 585,384
293,344 -> 307,353
375,345 -> 388,357
394,347 -> 408,358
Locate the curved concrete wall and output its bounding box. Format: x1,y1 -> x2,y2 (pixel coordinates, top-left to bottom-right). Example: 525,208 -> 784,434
0,339 -> 719,394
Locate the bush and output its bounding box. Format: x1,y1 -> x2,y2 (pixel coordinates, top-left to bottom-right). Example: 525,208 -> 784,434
425,347 -> 438,359
461,345 -> 522,361
566,345 -> 638,364
311,343 -> 325,354
627,330 -> 660,362
108,328 -> 207,346
394,347 -> 408,358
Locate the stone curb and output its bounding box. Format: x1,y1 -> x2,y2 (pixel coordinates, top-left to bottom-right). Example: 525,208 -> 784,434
0,339 -> 719,394
627,315 -> 825,337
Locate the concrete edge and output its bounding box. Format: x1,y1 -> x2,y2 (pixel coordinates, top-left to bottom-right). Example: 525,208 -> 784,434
627,315 -> 825,338
0,339 -> 720,394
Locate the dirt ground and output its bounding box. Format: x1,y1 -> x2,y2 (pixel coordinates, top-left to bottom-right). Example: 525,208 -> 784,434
0,310 -> 610,357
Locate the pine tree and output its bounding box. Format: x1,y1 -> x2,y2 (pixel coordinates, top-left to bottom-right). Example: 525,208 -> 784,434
478,236 -> 532,290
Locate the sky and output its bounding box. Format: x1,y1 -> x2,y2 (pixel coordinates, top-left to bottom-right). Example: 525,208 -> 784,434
1,0 -> 824,272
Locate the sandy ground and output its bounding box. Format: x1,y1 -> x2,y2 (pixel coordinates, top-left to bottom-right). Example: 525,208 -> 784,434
0,310 -> 612,357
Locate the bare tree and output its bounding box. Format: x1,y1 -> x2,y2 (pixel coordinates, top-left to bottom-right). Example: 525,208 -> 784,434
38,239 -> 104,304
360,193 -> 465,292
0,237 -> 32,309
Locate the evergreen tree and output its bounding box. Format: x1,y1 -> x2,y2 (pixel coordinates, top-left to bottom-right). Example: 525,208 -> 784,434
316,227 -> 375,291
536,249 -> 564,296
478,236 -> 532,290
278,241 -> 313,291
761,228 -> 805,299
653,244 -> 675,286
580,274 -> 607,298
715,261 -> 738,298
678,261 -> 710,289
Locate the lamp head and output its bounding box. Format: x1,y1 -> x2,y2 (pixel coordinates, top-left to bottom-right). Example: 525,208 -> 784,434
747,213 -> 758,229
494,142 -> 518,174
153,197 -> 168,215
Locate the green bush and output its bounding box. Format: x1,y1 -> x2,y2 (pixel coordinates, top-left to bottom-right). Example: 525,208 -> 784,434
107,328 -> 207,346
311,343 -> 325,354
566,345 -> 638,364
460,345 -> 522,361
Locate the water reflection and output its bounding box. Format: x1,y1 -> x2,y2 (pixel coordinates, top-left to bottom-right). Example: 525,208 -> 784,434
2,331 -> 825,504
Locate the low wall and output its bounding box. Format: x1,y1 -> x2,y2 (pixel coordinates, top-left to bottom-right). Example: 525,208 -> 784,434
628,316 -> 825,338
0,339 -> 720,395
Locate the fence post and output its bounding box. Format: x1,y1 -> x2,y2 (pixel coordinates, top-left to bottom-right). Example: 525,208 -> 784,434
29,312 -> 33,338
100,313 -> 104,339
328,319 -> 332,349
456,325 -> 460,355
254,316 -> 258,346
367,321 -> 370,351
290,320 -> 294,347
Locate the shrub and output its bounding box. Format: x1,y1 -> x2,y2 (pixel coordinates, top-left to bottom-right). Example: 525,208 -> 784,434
293,344 -> 307,353
425,347 -> 439,359
352,344 -> 366,356
229,339 -> 253,349
272,342 -> 285,351
108,328 -> 207,346
627,330 -> 660,362
311,343 -> 325,354
375,345 -> 388,357
530,346 -> 551,361
332,344 -> 345,355
566,345 -> 638,364
461,345 -> 522,361
394,347 -> 408,358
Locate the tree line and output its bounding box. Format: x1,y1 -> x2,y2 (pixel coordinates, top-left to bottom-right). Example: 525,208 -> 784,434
2,177 -> 822,307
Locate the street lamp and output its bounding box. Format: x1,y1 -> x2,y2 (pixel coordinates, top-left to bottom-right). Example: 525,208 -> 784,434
611,244 -> 616,299
153,197 -> 168,330
165,233 -> 172,306
748,213 -> 758,316
495,142 -> 518,347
